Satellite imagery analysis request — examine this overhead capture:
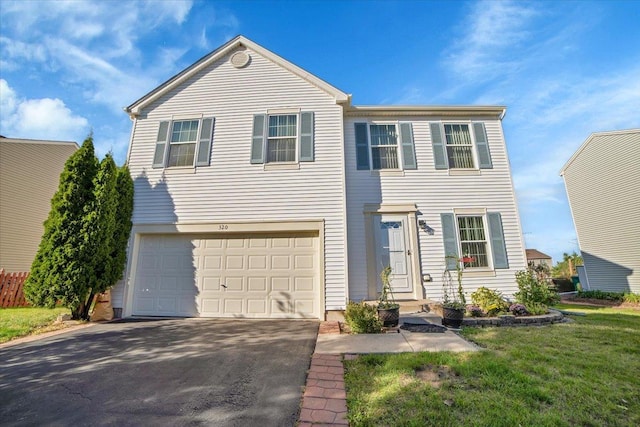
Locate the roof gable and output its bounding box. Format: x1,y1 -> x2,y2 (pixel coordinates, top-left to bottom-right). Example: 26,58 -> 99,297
560,128 -> 640,175
125,35 -> 350,117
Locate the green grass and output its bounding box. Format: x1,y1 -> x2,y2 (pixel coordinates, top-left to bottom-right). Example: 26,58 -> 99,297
0,306 -> 70,343
344,305 -> 640,426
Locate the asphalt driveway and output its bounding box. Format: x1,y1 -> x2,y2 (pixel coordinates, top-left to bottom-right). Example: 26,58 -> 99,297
0,318 -> 319,426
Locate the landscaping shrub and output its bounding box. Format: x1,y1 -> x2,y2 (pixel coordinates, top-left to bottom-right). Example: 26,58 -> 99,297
470,287 -> 509,316
525,302 -> 548,315
344,301 -> 382,334
515,269 -> 559,307
509,303 -> 529,316
623,293 -> 640,303
466,305 -> 484,317
577,290 -> 624,302
551,277 -> 575,293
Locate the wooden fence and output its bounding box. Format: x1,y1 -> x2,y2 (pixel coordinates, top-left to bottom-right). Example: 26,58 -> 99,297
0,269 -> 30,307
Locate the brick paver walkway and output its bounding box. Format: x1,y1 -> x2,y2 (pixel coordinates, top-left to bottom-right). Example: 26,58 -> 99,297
299,322 -> 349,426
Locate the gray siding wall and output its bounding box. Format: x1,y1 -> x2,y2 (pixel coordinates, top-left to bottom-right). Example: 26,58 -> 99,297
344,116 -> 527,301
0,140 -> 77,272
563,130 -> 640,293
113,47 -> 347,310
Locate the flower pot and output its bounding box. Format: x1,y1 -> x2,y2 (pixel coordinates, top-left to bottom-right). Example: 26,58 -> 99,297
378,306 -> 400,327
442,306 -> 465,328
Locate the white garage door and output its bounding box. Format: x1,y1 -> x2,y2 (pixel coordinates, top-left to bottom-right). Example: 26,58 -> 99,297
132,233 -> 321,318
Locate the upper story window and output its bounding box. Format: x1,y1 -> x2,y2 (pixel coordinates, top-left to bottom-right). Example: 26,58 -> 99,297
354,122 -> 417,171
431,122 -> 493,170
267,115 -> 297,162
444,124 -> 474,169
251,112 -> 314,165
168,120 -> 199,167
370,124 -> 399,169
152,117 -> 215,169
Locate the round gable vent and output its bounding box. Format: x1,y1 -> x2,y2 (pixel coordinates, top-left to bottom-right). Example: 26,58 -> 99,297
230,51 -> 250,68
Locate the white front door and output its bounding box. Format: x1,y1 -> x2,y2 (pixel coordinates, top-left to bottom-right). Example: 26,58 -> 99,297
374,215 -> 413,293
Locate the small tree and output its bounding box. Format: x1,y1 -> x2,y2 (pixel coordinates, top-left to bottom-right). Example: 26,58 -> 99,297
24,136 -> 99,318
552,252 -> 583,278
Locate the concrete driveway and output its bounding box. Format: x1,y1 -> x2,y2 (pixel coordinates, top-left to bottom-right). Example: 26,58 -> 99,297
0,318 -> 318,426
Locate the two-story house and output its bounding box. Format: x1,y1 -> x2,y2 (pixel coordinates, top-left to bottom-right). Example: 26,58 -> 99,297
112,36 -> 526,320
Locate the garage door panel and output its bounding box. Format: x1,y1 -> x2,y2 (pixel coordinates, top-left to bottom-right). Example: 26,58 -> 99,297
133,233 -> 320,318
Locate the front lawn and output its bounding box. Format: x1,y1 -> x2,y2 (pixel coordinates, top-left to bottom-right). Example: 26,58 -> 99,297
0,307 -> 70,343
344,305 -> 640,426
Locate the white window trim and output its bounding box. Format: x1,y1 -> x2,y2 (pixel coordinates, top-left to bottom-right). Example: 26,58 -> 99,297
166,119 -> 201,168
366,121 -> 403,171
442,121 -> 479,171
453,211 -> 494,271
264,112 -> 300,164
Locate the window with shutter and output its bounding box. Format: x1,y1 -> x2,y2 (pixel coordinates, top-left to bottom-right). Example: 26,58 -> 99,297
251,112 -> 314,164
431,122 -> 492,170
153,117 -> 214,168
355,122 -> 417,171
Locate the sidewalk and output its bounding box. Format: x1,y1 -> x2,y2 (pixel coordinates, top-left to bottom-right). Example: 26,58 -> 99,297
298,312 -> 479,426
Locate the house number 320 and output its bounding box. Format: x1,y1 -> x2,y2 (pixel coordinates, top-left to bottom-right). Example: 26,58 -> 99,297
218,225 -> 228,230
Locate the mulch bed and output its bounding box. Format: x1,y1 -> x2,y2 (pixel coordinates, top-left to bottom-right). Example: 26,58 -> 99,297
561,297 -> 640,310
400,322 -> 447,333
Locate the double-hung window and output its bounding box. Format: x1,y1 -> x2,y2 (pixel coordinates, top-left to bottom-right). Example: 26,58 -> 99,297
444,124 -> 474,168
431,122 -> 492,170
251,112 -> 314,164
354,122 -> 417,170
152,117 -> 215,168
267,115 -> 297,162
441,212 -> 509,271
168,120 -> 199,167
369,124 -> 400,169
457,216 -> 489,268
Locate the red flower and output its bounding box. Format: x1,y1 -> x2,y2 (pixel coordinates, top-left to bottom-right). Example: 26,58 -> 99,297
461,256 -> 476,263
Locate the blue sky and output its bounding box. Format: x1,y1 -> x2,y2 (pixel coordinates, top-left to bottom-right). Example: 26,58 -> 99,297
1,0 -> 639,264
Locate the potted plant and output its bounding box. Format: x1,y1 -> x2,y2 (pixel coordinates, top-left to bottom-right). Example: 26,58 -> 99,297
377,266 -> 400,327
441,255 -> 473,328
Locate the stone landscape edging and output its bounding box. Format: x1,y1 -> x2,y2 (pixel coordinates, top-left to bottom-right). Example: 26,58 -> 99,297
462,309 -> 564,327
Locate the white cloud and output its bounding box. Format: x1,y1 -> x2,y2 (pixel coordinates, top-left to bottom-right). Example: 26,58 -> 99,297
0,79 -> 89,142
444,0 -> 539,83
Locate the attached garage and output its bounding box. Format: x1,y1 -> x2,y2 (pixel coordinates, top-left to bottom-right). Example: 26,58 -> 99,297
130,231 -> 322,319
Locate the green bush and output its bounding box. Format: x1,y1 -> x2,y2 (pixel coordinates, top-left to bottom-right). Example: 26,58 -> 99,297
515,270 -> 559,307
345,301 -> 382,334
623,293 -> 640,303
525,302 -> 548,315
470,287 -> 509,316
577,290 -> 624,301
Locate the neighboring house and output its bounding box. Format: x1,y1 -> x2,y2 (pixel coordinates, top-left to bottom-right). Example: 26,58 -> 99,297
560,129 -> 640,294
525,249 -> 552,269
112,36 -> 526,319
0,137 -> 78,272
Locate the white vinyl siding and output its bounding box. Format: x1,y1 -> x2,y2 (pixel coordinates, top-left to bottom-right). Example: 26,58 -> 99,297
345,116 -> 526,301
562,130 -> 640,293
115,47 -> 347,311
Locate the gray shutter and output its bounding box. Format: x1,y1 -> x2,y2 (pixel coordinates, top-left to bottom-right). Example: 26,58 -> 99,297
399,122 -> 417,170
441,213 -> 459,270
299,112 -> 314,162
430,123 -> 448,169
152,121 -> 170,168
196,117 -> 214,167
355,123 -> 370,170
488,212 -> 508,269
251,114 -> 266,164
473,122 -> 492,169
